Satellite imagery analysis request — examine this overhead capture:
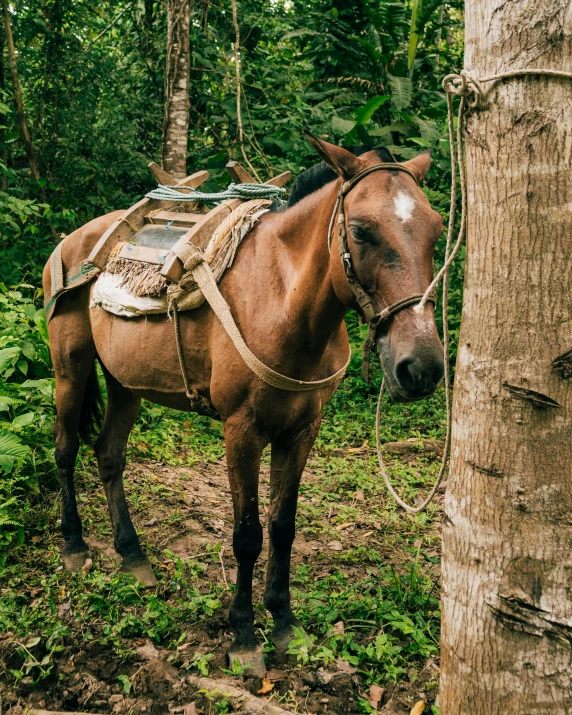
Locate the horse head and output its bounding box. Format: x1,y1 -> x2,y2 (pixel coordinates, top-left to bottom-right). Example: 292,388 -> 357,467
306,133 -> 445,402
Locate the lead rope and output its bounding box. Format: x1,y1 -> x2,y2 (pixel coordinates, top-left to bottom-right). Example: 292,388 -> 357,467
378,67 -> 572,513
376,75 -> 463,513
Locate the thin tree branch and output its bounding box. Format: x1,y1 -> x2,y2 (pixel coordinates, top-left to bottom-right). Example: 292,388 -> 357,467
230,0 -> 260,180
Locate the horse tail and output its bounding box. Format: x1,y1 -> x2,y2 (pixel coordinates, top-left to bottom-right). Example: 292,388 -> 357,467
78,360 -> 105,446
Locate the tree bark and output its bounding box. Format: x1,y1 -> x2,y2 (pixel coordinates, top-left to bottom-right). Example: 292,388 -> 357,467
161,0 -> 190,179
1,0 -> 41,185
440,2 -> 572,713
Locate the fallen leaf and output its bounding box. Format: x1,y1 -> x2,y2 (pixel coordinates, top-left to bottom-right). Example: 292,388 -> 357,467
266,668 -> 287,681
227,568 -> 238,585
144,517 -> 158,526
31,536 -> 39,543
335,523 -> 352,531
258,678 -> 274,695
369,684 -> 385,705
183,703 -> 198,715
410,701 -> 425,715
57,599 -> 71,618
332,621 -> 345,636
354,490 -> 365,502
362,531 -> 374,538
336,656 -> 357,674
328,541 -> 343,552
82,558 -> 93,572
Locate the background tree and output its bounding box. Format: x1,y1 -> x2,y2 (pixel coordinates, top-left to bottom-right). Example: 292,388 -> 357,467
162,0 -> 191,178
1,0 -> 40,189
440,1 -> 572,711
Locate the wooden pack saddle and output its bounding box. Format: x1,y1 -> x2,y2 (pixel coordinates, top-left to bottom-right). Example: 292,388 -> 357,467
87,161 -> 292,282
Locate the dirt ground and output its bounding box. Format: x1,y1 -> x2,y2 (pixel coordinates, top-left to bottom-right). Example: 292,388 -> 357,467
0,447 -> 442,715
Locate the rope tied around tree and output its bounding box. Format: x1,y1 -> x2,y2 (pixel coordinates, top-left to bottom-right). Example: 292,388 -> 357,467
379,66 -> 572,514
146,182 -> 287,203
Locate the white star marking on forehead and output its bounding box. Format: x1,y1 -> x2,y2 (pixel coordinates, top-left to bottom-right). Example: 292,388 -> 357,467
393,190 -> 416,223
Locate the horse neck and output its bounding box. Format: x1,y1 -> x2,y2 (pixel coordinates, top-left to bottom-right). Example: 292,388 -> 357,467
261,181 -> 348,345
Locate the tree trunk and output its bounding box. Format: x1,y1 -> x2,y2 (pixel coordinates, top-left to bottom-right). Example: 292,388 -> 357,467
1,0 -> 41,185
0,12 -> 7,190
161,0 -> 190,179
440,2 -> 572,713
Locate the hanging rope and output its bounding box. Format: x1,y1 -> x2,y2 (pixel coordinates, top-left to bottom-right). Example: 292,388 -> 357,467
146,182 -> 286,203
378,66 -> 572,514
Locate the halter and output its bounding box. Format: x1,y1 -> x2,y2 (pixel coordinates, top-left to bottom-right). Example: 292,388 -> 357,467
327,163 -> 437,381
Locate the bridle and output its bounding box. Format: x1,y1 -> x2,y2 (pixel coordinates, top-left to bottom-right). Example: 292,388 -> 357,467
327,163 -> 437,381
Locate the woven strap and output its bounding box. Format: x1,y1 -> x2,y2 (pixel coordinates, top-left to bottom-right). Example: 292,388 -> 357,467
175,245 -> 351,392
45,238 -> 100,321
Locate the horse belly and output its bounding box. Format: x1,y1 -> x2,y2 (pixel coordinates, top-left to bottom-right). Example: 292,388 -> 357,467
90,306 -> 209,409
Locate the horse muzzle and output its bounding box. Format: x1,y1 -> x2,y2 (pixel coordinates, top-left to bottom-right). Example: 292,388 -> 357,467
380,342 -> 444,403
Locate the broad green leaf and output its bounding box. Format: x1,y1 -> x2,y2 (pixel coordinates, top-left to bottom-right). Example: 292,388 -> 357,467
0,430 -> 30,473
387,74 -> 413,110
369,123 -> 414,138
16,359 -> 28,376
408,0 -> 422,70
355,96 -> 389,125
12,412 -> 35,429
415,118 -> 441,142
0,347 -> 20,374
332,116 -> 357,135
0,396 -> 15,411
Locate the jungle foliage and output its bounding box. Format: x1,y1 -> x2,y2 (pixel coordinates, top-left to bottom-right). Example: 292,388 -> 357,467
0,0 -> 464,568
0,2 -> 463,703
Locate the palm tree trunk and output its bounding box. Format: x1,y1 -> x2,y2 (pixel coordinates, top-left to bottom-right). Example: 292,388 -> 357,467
161,0 -> 191,179
440,1 -> 572,712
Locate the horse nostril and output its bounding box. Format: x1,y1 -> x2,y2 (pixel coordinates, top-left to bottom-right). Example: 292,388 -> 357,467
395,354 -> 444,394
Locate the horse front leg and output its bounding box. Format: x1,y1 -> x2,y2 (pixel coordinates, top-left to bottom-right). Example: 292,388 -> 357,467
264,415 -> 321,651
224,416 -> 266,677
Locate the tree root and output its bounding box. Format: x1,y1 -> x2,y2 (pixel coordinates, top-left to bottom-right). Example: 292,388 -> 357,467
187,674 -> 294,714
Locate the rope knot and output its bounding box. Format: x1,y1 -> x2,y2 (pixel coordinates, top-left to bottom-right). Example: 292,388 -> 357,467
442,70 -> 485,108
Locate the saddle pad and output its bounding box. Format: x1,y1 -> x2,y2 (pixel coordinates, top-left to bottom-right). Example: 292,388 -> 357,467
91,272 -> 168,317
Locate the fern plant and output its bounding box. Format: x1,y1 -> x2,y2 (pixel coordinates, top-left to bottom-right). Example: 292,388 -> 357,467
0,429 -> 31,474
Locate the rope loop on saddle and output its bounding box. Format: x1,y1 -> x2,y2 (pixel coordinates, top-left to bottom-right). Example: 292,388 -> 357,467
146,182 -> 287,203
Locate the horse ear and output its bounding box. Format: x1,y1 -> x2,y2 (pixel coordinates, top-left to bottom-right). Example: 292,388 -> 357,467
303,130 -> 363,180
402,150 -> 432,183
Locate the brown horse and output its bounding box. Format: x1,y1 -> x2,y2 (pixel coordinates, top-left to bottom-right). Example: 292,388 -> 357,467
43,136 -> 444,676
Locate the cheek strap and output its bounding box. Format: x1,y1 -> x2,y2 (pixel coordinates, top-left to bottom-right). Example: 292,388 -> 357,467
328,163 -> 436,382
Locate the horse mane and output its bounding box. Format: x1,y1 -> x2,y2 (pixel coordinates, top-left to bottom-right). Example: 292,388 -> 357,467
283,145 -> 396,209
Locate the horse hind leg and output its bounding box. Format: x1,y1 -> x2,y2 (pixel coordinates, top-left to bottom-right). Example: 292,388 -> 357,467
54,364 -> 96,571
94,368 -> 156,587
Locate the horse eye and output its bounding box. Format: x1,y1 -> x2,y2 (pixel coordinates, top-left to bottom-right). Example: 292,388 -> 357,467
350,225 -> 371,243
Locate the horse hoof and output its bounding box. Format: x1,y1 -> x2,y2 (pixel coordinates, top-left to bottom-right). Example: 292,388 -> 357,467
227,644 -> 266,678
62,550 -> 91,572
122,559 -> 157,588
271,623 -> 303,653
